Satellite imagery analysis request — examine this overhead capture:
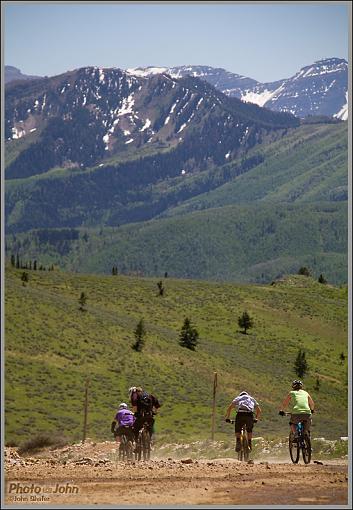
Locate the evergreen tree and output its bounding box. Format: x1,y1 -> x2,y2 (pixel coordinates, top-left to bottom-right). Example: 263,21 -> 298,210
314,377 -> 320,391
16,254 -> 20,269
318,274 -> 327,284
157,280 -> 164,296
21,272 -> 29,286
238,311 -> 254,334
11,254 -> 15,267
294,349 -> 308,378
132,319 -> 146,352
179,317 -> 199,351
33,260 -> 37,270
78,292 -> 87,311
298,266 -> 310,277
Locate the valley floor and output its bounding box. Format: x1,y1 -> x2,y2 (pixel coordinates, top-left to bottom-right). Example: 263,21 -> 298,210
4,442 -> 349,507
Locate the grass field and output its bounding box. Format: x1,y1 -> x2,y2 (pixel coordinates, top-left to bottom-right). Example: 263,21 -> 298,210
5,266 -> 348,446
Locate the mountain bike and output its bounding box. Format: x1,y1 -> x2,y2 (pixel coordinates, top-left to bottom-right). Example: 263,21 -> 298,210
118,427 -> 134,461
227,419 -> 251,462
282,412 -> 312,464
135,420 -> 151,461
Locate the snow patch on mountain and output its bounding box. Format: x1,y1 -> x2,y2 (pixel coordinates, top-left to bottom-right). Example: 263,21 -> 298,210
334,92 -> 348,121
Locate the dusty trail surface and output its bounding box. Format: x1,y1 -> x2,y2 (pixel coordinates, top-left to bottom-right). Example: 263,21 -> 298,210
5,443 -> 348,506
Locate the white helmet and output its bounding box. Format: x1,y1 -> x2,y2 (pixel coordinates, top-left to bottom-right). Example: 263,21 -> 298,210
119,402 -> 128,409
128,387 -> 137,398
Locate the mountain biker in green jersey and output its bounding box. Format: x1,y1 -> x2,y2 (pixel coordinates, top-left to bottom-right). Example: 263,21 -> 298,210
279,380 -> 315,439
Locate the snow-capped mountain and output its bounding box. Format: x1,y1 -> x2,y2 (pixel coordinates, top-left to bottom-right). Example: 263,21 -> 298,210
5,66 -> 298,180
127,58 -> 348,120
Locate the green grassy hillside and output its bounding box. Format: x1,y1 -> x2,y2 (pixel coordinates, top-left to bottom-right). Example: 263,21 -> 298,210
162,122 -> 348,216
6,201 -> 348,284
5,266 -> 348,446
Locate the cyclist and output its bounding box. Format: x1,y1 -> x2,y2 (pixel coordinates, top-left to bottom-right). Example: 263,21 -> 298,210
278,380 -> 315,439
111,402 -> 135,444
225,390 -> 261,451
128,386 -> 161,444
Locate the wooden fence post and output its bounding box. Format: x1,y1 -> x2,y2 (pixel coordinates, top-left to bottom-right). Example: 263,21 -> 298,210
82,378 -> 90,443
211,372 -> 217,440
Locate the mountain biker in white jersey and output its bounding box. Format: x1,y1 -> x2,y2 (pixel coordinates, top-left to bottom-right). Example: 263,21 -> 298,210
279,380 -> 315,439
225,390 -> 261,451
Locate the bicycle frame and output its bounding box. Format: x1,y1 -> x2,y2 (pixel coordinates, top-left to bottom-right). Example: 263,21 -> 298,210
285,414 -> 312,464
226,419 -> 250,462
135,420 -> 151,461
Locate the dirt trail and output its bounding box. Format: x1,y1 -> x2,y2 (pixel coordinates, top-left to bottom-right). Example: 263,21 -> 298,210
4,443 -> 349,506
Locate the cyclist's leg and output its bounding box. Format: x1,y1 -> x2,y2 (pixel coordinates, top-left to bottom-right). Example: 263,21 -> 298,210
245,414 -> 254,449
234,414 -> 243,451
302,414 -> 312,436
289,414 -> 299,436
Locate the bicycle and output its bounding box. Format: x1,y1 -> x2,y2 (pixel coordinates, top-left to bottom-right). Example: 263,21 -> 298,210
281,412 -> 312,464
135,420 -> 151,461
226,419 -> 251,462
117,427 -> 134,461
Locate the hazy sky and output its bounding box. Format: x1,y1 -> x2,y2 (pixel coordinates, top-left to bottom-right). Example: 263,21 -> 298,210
3,2 -> 350,82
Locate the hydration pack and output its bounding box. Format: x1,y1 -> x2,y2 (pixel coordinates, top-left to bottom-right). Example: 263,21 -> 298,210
138,391 -> 153,413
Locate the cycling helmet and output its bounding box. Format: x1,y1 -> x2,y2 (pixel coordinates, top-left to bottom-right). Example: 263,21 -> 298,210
119,402 -> 128,409
239,391 -> 248,396
292,380 -> 303,390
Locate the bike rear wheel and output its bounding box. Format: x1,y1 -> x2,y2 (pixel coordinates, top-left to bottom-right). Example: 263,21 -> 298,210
289,432 -> 300,463
142,429 -> 151,460
301,434 -> 311,464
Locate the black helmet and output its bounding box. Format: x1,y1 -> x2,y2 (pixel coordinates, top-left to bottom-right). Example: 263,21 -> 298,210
292,380 -> 303,390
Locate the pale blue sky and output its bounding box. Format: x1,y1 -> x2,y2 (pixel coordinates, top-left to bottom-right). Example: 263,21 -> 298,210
3,2 -> 350,82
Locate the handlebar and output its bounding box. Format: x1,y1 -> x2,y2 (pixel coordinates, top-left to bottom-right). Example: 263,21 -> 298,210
225,418 -> 258,424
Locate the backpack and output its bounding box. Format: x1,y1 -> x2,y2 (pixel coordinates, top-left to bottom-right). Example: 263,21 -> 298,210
138,391 -> 153,413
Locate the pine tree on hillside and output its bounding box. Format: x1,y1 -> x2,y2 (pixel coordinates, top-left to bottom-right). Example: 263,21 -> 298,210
294,349 -> 308,378
298,266 -> 310,277
238,311 -> 254,334
179,318 -> 199,351
78,292 -> 87,311
132,319 -> 146,352
157,280 -> 164,296
318,274 -> 327,284
21,272 -> 29,286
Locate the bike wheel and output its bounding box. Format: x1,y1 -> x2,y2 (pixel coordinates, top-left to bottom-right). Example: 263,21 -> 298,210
289,432 -> 299,464
126,440 -> 133,461
237,435 -> 244,461
142,429 -> 151,460
119,436 -> 127,461
243,434 -> 249,462
137,436 -> 142,461
301,434 -> 312,464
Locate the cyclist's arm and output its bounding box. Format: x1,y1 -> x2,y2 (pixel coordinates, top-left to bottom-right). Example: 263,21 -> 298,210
255,405 -> 262,419
225,402 -> 235,420
280,393 -> 291,411
307,394 -> 315,412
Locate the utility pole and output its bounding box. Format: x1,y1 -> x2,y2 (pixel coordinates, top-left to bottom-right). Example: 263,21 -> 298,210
211,372 -> 217,440
82,378 -> 90,443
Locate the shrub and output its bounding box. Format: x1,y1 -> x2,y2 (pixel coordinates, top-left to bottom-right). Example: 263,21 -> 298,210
18,433 -> 68,455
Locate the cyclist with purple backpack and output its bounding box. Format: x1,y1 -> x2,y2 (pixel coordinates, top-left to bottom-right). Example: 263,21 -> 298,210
111,402 -> 135,444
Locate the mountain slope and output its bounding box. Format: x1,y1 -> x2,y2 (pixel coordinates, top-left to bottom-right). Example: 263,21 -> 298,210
5,66 -> 297,180
129,58 -> 348,119
5,65 -> 42,84
5,122 -> 348,284
5,266 -> 348,444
